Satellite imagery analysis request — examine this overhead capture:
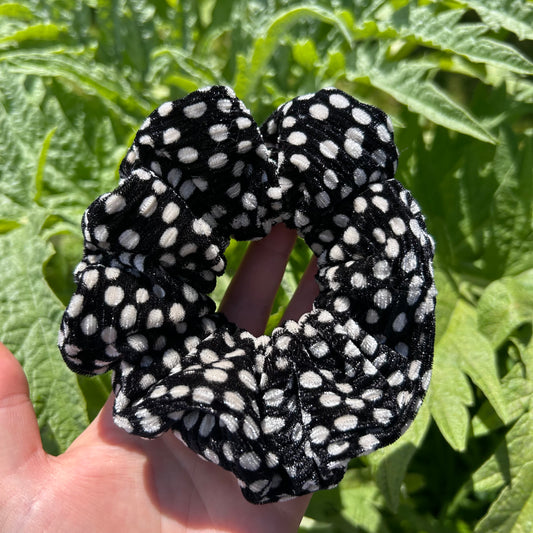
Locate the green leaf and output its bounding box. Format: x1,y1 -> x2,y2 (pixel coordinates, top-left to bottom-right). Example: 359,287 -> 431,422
475,459 -> 533,533
346,44 -> 496,143
33,126 -> 57,204
0,23 -> 66,46
235,5 -> 351,98
0,222 -> 89,453
457,0 -> 533,41
429,299 -> 477,451
472,410 -> 533,495
370,401 -> 431,511
385,4 -> 533,75
0,3 -> 34,20
477,270 -> 533,349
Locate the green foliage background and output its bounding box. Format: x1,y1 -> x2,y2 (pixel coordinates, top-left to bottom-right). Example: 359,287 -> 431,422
1,0 -> 532,531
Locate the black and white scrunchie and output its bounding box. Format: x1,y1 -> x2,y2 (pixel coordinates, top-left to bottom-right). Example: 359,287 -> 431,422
58,86 -> 436,504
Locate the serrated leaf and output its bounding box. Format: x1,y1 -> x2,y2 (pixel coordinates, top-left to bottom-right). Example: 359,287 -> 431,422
347,43 -> 496,143
384,4 -> 533,75
0,222 -> 89,453
457,0 -> 533,41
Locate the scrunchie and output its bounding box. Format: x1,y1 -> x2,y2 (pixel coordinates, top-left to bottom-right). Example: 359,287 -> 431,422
58,86 -> 436,504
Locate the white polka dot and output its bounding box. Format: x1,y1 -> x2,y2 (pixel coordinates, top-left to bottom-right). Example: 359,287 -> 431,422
329,93 -> 350,108
139,195 -> 158,218
366,309 -> 379,323
158,102 -> 173,116
319,140 -> 339,159
372,149 -> 387,167
334,296 -> 350,312
239,370 -> 256,391
208,152 -> 228,169
184,101 -> 207,118
236,116 -> 251,129
170,385 -> 189,398
82,270 -> 99,290
209,123 -> 228,142
261,416 -> 285,434
408,360 -> 422,380
343,226 -> 359,245
224,391 -> 245,411
422,370 -> 432,390
178,147 -> 198,164
334,414 -> 358,431
328,441 -> 349,456
127,334 -> 148,352
161,202 -> 180,224
320,391 -> 341,407
346,127 -> 364,144
243,416 -> 260,440
282,116 -> 296,128
81,314 -> 97,335
353,197 -> 367,213
352,107 -> 371,124
344,138 -> 362,158
372,196 -> 389,212
290,154 -> 310,171
192,218 -> 212,236
393,313 -> 407,332
309,103 -> 329,120
159,227 -> 178,248
324,169 -> 338,189
200,415 -> 216,438
67,294 -> 84,317
351,272 -> 366,288
299,371 -> 322,389
147,309 -> 164,328
401,251 -> 417,272
377,123 -> 391,142
353,168 -> 367,186
139,135 -> 154,146
237,140 -> 252,153
361,335 -> 378,355
359,434 -> 379,451
374,289 -> 392,309
315,191 -> 330,208
104,285 -> 124,306
373,260 -> 391,279
205,368 -> 228,383
388,371 -> 405,387
105,267 -> 120,280
287,131 -> 307,145
240,452 -> 261,471
136,288 -> 149,303
310,341 -> 329,358
163,127 -> 180,144
193,386 -> 214,404
385,238 -> 400,258
310,425 -> 329,444
119,230 -> 140,250
168,302 -> 185,324
105,194 -> 126,214
182,285 -> 198,303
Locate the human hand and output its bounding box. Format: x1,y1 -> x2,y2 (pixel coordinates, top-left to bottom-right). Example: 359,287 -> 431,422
0,224 -> 318,533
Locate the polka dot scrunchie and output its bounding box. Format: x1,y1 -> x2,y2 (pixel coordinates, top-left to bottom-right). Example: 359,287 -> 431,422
58,86 -> 436,504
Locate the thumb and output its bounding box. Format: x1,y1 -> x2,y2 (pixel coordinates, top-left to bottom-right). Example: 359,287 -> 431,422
0,343 -> 44,474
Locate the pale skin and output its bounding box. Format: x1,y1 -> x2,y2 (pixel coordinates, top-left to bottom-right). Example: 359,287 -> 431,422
0,224 -> 319,533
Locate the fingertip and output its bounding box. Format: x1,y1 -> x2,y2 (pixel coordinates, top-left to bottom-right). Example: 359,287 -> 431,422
0,342 -> 44,472
0,342 -> 30,400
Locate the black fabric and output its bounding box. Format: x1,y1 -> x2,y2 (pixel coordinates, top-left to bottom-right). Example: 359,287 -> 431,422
58,86 -> 436,504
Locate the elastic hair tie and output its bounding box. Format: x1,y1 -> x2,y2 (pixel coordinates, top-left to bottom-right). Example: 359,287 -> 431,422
58,86 -> 436,504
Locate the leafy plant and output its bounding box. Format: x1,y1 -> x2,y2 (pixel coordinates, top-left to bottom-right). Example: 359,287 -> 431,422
1,0 -> 532,531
